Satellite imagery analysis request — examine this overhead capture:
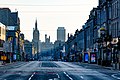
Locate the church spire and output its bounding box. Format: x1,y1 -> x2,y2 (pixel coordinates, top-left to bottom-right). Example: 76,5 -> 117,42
35,19 -> 37,30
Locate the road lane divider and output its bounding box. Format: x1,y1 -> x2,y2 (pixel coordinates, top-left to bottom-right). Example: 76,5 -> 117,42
56,73 -> 60,78
64,72 -> 73,80
80,76 -> 84,79
111,74 -> 120,79
28,72 -> 35,80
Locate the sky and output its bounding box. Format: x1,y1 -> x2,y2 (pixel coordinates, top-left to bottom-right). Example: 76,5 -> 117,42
0,0 -> 98,42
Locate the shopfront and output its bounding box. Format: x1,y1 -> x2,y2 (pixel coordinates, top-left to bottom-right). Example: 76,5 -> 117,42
84,53 -> 89,63
90,52 -> 97,63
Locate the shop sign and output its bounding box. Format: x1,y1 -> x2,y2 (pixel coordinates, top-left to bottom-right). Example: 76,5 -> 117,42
1,56 -> 7,60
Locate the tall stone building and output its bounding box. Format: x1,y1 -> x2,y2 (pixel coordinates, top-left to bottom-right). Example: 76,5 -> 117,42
0,8 -> 20,30
57,27 -> 66,42
41,34 -> 53,54
0,23 -> 6,61
0,8 -> 11,26
40,34 -> 53,60
32,19 -> 40,59
110,0 -> 120,38
0,8 -> 21,61
24,40 -> 33,61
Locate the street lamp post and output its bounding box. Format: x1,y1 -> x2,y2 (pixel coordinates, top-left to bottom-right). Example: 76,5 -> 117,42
98,27 -> 106,66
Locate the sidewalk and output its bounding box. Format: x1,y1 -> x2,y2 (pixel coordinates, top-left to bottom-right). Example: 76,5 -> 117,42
72,62 -> 116,71
0,61 -> 21,67
0,61 -> 11,67
88,63 -> 113,70
90,63 -> 120,71
89,63 -> 120,71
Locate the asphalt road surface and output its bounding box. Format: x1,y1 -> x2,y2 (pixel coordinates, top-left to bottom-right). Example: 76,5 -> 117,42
0,61 -> 120,80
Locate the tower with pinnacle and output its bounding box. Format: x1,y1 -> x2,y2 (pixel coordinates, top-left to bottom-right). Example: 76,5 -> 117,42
32,19 -> 40,59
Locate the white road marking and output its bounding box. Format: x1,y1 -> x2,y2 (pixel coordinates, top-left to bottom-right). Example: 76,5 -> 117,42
4,70 -> 7,73
54,78 -> 60,80
56,73 -> 60,78
28,72 -> 35,80
80,76 -> 84,79
64,72 -> 73,80
111,74 -> 120,79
